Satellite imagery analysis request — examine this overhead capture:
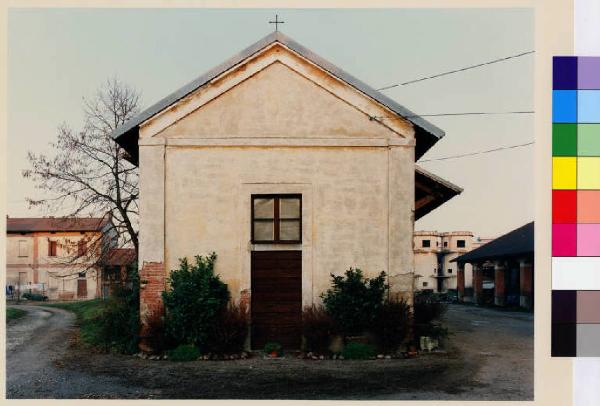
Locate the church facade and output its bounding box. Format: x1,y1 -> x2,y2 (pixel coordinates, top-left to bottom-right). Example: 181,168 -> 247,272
112,32 -> 461,351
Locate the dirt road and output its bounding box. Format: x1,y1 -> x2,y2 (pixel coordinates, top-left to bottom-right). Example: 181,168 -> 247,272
5,303 -> 532,400
6,305 -> 154,399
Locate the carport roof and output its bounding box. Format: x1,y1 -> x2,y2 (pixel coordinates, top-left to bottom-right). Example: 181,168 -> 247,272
452,222 -> 534,264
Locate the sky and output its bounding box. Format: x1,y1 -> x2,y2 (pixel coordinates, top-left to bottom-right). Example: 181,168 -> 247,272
7,8 -> 534,238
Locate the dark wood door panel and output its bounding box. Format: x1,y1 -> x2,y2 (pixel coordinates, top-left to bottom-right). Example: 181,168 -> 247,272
77,279 -> 87,298
251,250 -> 302,350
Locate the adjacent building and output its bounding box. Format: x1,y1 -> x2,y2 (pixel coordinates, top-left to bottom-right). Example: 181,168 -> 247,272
111,31 -> 462,351
101,247 -> 137,298
453,222 -> 534,310
6,216 -> 116,300
414,231 -> 491,294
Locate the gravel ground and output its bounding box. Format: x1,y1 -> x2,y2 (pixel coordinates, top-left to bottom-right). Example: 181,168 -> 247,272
5,303 -> 533,400
5,305 -> 156,399
374,304 -> 534,400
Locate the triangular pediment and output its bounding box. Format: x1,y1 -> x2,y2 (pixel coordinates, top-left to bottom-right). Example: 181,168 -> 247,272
157,60 -> 406,139
142,42 -> 414,140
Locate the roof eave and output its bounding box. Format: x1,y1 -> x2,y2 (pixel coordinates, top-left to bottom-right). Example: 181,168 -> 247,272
414,166 -> 463,221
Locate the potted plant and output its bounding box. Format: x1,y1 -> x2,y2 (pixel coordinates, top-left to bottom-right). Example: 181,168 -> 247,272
264,342 -> 283,358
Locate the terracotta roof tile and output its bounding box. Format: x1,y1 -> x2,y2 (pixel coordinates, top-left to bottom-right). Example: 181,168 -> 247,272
7,217 -> 109,233
104,248 -> 136,266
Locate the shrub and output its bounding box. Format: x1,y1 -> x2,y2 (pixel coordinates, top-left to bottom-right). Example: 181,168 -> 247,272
371,299 -> 411,353
207,303 -> 249,354
413,291 -> 449,340
168,344 -> 201,362
22,292 -> 48,301
93,266 -> 140,354
302,305 -> 339,354
342,342 -> 376,360
162,253 -> 230,350
321,268 -> 388,336
264,342 -> 283,356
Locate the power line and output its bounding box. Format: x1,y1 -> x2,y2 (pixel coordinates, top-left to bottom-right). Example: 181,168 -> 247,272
377,50 -> 535,91
370,111 -> 534,120
418,141 -> 534,162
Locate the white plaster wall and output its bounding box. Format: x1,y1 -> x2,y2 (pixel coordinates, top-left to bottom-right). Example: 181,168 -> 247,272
161,146 -> 414,306
414,251 -> 438,290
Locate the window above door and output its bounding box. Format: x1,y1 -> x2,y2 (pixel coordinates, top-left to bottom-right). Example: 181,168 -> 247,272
251,194 -> 302,244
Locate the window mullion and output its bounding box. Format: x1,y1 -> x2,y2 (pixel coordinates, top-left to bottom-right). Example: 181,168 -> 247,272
274,197 -> 280,241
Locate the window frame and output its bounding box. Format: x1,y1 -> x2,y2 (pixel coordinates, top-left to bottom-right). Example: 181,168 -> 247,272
251,194 -> 302,244
48,240 -> 57,257
18,240 -> 28,257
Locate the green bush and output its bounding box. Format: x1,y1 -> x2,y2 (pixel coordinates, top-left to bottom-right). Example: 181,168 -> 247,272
321,268 -> 388,336
302,305 -> 339,354
207,303 -> 248,354
371,299 -> 411,353
264,342 -> 283,356
413,291 -> 449,340
162,253 -> 230,350
22,292 -> 48,301
342,342 -> 376,360
168,344 -> 201,362
95,266 -> 140,354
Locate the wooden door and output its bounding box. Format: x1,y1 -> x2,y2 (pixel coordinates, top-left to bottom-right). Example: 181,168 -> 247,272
251,250 -> 302,350
77,279 -> 87,298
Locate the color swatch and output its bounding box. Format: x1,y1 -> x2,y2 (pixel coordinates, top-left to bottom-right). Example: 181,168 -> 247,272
552,56 -> 600,357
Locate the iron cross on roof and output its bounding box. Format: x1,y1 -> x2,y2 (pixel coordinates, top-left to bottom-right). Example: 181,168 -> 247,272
269,14 -> 285,31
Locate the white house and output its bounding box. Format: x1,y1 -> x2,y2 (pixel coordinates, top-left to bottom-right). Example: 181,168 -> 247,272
414,231 -> 491,294
6,217 -> 115,300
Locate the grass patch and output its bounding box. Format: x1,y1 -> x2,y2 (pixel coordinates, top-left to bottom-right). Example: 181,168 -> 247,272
342,342 -> 377,360
167,344 -> 201,362
44,292 -> 140,355
7,307 -> 27,321
44,300 -> 105,347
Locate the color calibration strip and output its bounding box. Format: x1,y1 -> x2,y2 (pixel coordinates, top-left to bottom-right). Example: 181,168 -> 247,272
552,56 -> 600,357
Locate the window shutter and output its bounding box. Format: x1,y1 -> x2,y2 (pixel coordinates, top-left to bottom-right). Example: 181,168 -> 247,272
78,240 -> 86,256
48,240 -> 52,256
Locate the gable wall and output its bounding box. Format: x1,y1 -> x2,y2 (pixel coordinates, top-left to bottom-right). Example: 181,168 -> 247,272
157,145 -> 414,306
157,62 -> 401,139
136,42 -> 418,338
141,43 -> 414,141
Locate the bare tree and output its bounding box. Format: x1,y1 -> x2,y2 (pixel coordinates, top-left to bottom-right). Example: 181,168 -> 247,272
23,77 -> 140,267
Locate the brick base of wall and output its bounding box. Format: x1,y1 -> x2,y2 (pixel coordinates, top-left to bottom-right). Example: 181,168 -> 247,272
240,289 -> 251,313
139,261 -> 165,353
